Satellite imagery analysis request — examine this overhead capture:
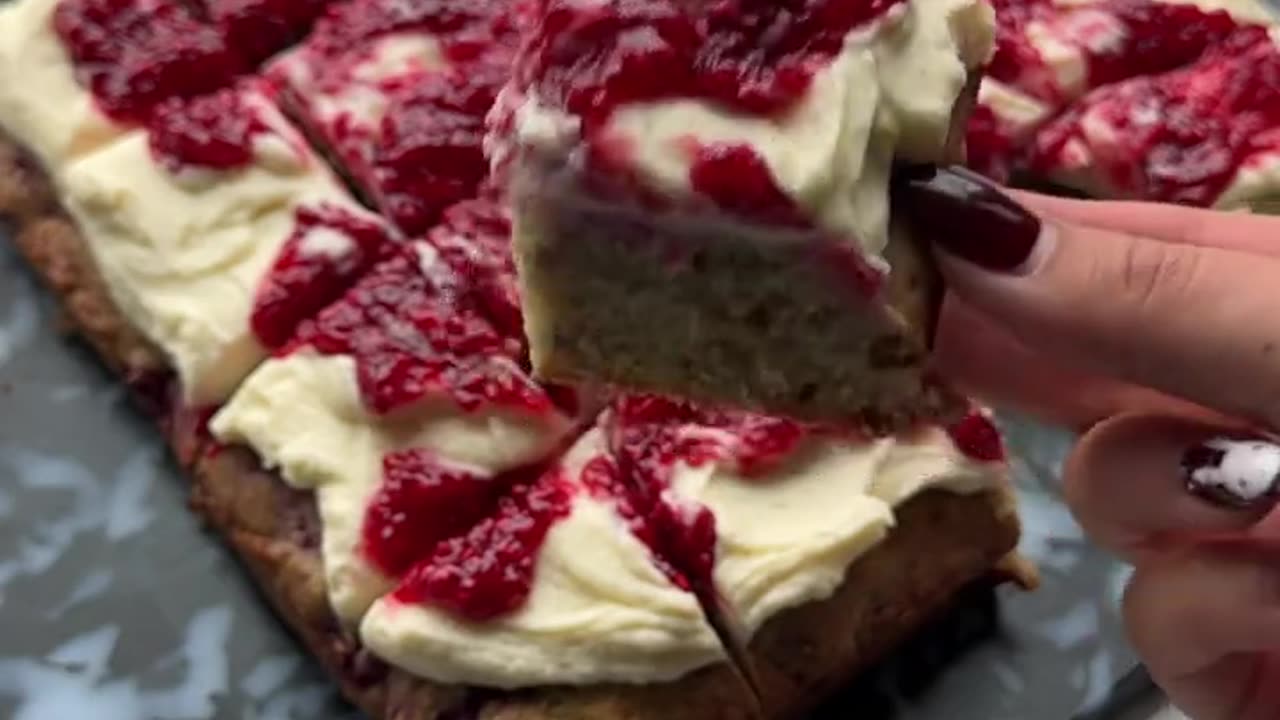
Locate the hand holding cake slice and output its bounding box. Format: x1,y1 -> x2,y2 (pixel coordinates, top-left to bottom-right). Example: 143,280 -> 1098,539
493,0 -> 996,429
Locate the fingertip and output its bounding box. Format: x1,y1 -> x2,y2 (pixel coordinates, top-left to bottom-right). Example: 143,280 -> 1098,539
1063,414 -> 1272,560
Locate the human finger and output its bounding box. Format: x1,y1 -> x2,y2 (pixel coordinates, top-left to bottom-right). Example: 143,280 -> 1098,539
896,166 -> 1280,429
1062,413 -> 1278,562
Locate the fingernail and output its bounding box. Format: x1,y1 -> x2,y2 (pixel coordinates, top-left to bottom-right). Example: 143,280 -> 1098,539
1182,437 -> 1280,510
895,165 -> 1042,272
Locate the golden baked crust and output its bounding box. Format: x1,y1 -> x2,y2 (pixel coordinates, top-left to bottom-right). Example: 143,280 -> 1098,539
0,131 -> 1031,719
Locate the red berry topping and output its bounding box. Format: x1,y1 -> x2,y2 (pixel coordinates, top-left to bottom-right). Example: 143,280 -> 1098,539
374,68 -> 505,235
54,0 -> 244,123
580,452 -> 717,593
580,395 -> 810,591
987,0 -> 1244,103
203,0 -> 332,67
687,142 -> 808,227
302,0 -> 518,63
361,449 -> 504,578
967,0 -> 1259,181
146,88 -> 271,172
289,247 -> 552,417
428,191 -> 525,343
945,411 -> 1005,463
1029,27 -> 1280,206
520,0 -> 904,124
251,204 -> 399,350
392,471 -> 573,621
284,0 -> 524,233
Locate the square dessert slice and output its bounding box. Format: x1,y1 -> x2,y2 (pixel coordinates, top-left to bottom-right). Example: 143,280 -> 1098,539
265,0 -> 523,234
495,0 -> 996,430
1026,24 -> 1280,209
209,224 -> 581,625
969,0 -> 1275,181
358,394 -> 1025,718
56,78 -> 399,409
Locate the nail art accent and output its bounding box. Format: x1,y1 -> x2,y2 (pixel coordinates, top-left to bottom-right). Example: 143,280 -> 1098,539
1182,437 -> 1280,509
894,165 -> 1042,272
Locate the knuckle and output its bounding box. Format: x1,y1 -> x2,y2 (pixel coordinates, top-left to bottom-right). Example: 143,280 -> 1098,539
1112,237 -> 1202,321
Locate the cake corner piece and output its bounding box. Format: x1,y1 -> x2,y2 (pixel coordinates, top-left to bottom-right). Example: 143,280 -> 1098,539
496,0 -> 994,430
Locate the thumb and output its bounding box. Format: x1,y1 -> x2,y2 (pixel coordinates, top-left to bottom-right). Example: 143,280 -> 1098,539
896,167 -> 1280,430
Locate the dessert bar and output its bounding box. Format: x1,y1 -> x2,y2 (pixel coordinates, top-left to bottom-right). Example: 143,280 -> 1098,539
496,0 -> 991,429
1026,22 -> 1280,208
267,0 -> 520,234
962,0 -> 1274,189
0,0 -> 1033,716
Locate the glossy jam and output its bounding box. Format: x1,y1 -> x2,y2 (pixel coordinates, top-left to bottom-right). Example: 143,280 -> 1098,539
587,395 -> 808,590
969,0 -> 1253,181
54,0 -> 244,122
392,470 -> 573,621
580,452 -> 717,592
362,449 -> 505,578
251,204 -> 399,349
288,247 -> 551,416
945,410 -> 1005,463
521,0 -> 904,123
428,190 -> 524,343
520,0 -> 903,231
376,65 -> 508,237
283,0 -> 522,234
687,142 -> 809,226
986,0 -> 1242,102
146,88 -> 270,172
203,0 -> 331,67
1029,28 -> 1280,206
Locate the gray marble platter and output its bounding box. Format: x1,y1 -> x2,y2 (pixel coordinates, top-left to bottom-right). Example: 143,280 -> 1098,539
0,224 -> 1155,720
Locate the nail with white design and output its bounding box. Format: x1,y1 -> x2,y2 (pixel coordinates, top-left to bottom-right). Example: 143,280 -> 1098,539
1182,438 -> 1280,510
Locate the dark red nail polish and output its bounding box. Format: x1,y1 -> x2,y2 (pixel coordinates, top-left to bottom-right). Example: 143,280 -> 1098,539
894,166 -> 1041,272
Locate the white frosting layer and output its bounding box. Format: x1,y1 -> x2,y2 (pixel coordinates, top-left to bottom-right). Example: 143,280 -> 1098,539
356,416 -> 1002,686
511,0 -> 994,262
210,350 -> 573,622
668,425 -> 999,635
360,429 -> 725,689
976,78 -> 1053,139
0,0 -> 122,171
58,86 -> 379,405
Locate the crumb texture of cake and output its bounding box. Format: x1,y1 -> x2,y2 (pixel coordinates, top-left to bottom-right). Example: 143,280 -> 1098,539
496,0 -> 995,428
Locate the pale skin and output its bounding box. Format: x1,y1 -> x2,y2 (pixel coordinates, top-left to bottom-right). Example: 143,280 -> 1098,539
931,193 -> 1280,720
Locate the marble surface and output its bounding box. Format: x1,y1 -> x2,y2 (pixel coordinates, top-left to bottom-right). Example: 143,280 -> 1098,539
0,230 -> 1152,718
